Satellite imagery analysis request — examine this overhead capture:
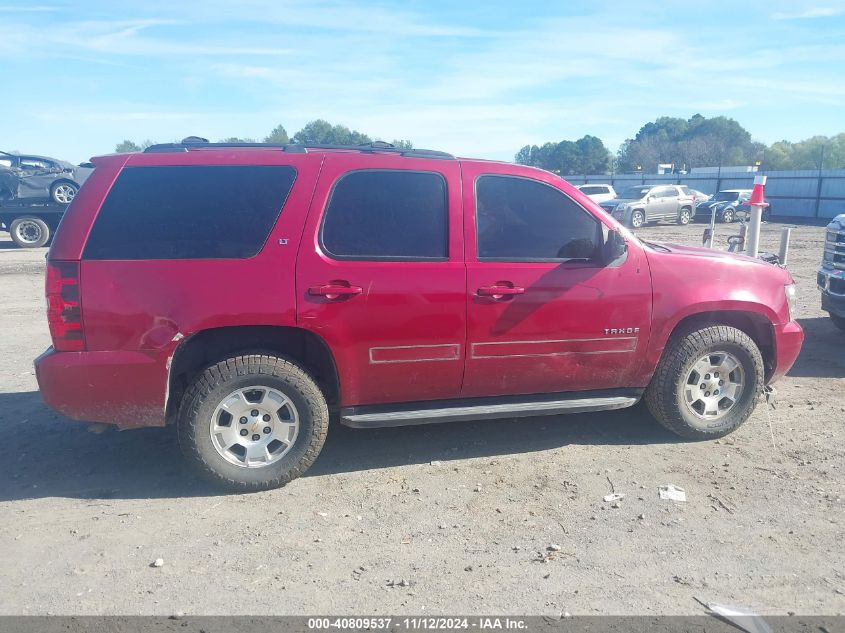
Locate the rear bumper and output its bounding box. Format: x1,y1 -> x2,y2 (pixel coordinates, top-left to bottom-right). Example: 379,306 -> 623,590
34,347 -> 168,427
769,320 -> 804,383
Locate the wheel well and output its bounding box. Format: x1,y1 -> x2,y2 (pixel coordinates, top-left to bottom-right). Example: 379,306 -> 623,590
50,179 -> 77,190
670,311 -> 775,380
166,326 -> 339,424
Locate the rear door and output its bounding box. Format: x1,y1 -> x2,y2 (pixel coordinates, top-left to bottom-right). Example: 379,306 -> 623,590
461,162 -> 652,398
650,186 -> 676,219
296,155 -> 466,407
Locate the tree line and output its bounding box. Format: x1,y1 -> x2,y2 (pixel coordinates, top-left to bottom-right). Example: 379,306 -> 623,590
516,114 -> 845,174
114,119 -> 413,153
114,114 -> 845,174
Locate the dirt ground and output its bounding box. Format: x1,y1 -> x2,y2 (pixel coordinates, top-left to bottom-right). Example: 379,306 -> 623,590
0,220 -> 843,616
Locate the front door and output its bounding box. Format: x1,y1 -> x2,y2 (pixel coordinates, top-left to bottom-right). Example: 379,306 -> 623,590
461,162 -> 652,398
296,156 -> 466,407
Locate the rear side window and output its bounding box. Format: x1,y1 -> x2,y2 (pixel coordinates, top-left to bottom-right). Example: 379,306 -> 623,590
476,175 -> 601,261
320,170 -> 448,260
84,165 -> 296,260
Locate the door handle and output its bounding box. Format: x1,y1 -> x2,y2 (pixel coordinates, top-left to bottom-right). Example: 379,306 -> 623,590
308,283 -> 362,300
477,284 -> 525,299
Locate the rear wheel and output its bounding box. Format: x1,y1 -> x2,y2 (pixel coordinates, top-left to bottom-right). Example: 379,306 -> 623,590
9,216 -> 50,248
178,354 -> 329,491
677,208 -> 692,225
721,208 -> 735,223
645,325 -> 764,440
831,314 -> 845,332
630,209 -> 645,229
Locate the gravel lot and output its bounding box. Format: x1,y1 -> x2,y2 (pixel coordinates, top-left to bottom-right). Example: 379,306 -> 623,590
0,221 -> 842,616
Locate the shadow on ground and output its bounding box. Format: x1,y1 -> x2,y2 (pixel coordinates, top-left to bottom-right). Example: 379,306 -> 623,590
0,390 -> 677,502
788,317 -> 845,379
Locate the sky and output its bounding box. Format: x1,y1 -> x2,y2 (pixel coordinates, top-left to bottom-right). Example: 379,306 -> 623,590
1,0 -> 844,163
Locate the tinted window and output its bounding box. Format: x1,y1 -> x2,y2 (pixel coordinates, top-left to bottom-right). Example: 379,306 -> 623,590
476,175 -> 601,261
84,165 -> 296,260
321,170 -> 447,260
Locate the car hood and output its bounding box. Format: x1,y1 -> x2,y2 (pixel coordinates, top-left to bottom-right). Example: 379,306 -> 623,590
697,199 -> 732,209
601,197 -> 643,206
645,240 -> 788,271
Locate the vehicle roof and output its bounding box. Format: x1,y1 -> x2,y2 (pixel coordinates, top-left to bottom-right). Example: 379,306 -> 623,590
577,183 -> 613,187
92,140 -> 537,173
719,189 -> 752,192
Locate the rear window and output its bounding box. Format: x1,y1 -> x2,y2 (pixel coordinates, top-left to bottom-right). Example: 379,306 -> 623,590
320,170 -> 448,260
83,165 -> 296,260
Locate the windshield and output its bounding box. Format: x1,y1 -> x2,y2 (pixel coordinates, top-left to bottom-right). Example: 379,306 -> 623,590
619,186 -> 651,199
712,191 -> 742,202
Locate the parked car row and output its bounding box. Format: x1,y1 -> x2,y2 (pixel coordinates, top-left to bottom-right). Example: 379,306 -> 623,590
580,183 -> 769,228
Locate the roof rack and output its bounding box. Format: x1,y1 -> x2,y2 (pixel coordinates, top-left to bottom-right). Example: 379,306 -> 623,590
143,138 -> 454,160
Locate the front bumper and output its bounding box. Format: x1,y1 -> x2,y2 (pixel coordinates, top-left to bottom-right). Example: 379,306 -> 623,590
817,265 -> 845,318
769,320 -> 804,383
34,347 -> 168,427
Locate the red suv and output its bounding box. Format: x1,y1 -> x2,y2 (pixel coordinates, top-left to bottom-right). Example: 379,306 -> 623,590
35,140 -> 804,490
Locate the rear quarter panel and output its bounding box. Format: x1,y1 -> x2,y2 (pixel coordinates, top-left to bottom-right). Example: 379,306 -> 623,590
49,150 -> 322,426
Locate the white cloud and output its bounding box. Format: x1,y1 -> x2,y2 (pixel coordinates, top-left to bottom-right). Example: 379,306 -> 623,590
772,6 -> 844,19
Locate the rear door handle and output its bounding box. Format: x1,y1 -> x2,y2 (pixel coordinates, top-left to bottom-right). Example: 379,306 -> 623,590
477,284 -> 525,299
308,283 -> 362,300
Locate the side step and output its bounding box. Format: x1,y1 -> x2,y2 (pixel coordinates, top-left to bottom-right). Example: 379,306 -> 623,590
340,389 -> 643,429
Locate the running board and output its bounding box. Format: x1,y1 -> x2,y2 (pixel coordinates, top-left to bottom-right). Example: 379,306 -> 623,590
340,389 -> 643,429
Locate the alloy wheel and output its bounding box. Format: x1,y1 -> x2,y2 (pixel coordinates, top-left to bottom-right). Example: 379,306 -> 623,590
683,351 -> 745,421
209,385 -> 300,468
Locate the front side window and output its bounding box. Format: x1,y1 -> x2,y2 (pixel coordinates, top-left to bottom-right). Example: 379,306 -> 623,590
84,165 -> 296,260
476,175 -> 601,262
321,170 -> 448,260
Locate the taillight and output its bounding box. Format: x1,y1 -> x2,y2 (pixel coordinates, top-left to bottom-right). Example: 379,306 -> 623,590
46,260 -> 85,352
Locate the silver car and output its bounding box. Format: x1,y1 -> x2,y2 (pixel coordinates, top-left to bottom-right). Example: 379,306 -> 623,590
598,184 -> 696,229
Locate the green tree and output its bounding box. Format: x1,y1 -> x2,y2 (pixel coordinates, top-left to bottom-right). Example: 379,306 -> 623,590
617,114 -> 759,172
264,124 -> 289,144
390,139 -> 413,149
219,137 -> 257,143
115,139 -> 155,152
515,136 -> 610,175
291,119 -> 371,145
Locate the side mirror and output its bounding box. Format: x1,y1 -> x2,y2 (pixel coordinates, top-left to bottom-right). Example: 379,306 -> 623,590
602,229 -> 628,266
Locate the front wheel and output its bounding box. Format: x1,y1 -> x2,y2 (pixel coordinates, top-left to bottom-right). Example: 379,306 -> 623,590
677,208 -> 692,225
629,209 -> 645,229
178,354 -> 329,491
831,314 -> 845,332
50,182 -> 78,205
721,208 -> 735,223
645,325 -> 764,440
10,216 -> 50,248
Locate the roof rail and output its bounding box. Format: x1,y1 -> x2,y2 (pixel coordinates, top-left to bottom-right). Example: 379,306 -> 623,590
143,138 -> 454,159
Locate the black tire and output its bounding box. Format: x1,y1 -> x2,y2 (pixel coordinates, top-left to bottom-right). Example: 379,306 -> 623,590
677,207 -> 692,225
721,208 -> 735,223
645,325 -> 764,440
177,354 -> 329,491
9,216 -> 50,248
629,209 -> 645,229
50,181 -> 78,205
831,314 -> 845,332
